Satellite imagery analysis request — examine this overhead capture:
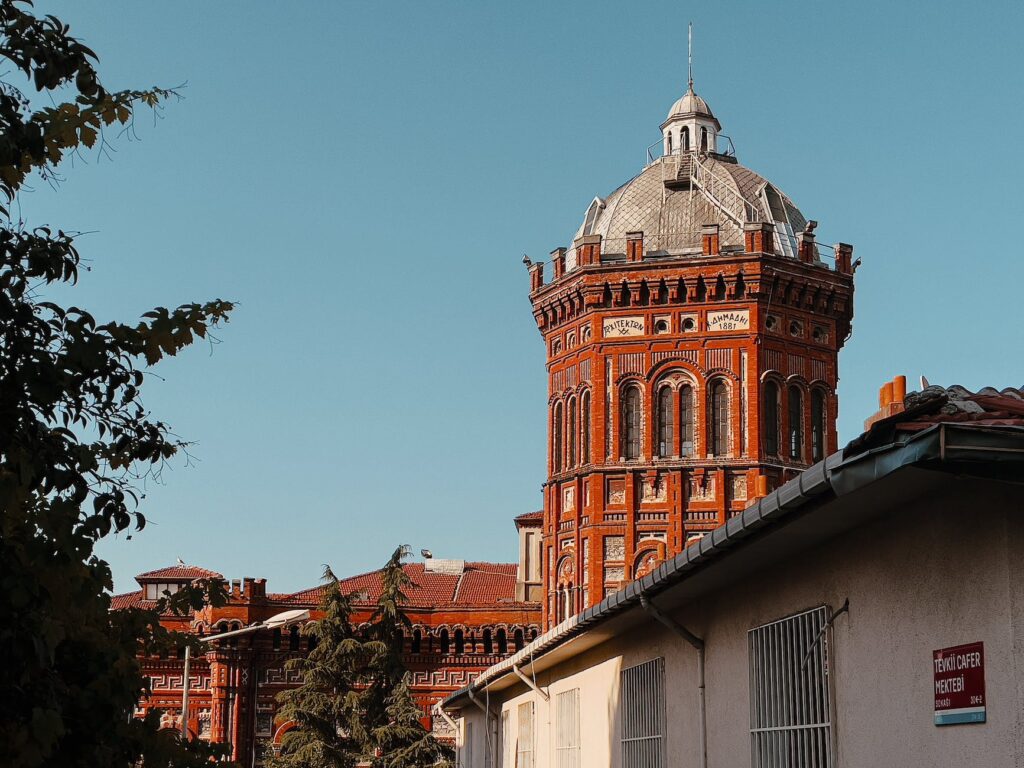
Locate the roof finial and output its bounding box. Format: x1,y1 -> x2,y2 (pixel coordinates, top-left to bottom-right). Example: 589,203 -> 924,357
688,21 -> 693,91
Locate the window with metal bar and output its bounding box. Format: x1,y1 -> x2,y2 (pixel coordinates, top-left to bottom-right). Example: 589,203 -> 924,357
788,386 -> 804,460
680,384 -> 694,456
710,380 -> 729,456
517,701 -> 535,768
620,657 -> 666,768
748,606 -> 834,768
568,397 -> 577,467
581,391 -> 591,465
554,402 -> 564,471
622,385 -> 642,460
764,381 -> 780,456
656,387 -> 674,457
556,688 -> 581,768
811,390 -> 826,462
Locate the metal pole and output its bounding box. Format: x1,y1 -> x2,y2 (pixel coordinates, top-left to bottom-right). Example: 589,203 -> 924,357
180,644 -> 191,738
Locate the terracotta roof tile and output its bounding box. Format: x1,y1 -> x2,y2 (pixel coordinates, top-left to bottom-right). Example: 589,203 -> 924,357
135,564 -> 223,582
109,590 -> 157,611
514,510 -> 544,526
454,563 -> 518,605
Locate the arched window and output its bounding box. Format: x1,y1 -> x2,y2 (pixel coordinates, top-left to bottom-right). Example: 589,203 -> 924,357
411,628 -> 421,654
439,628 -> 450,655
272,628 -> 282,651
496,628 -> 508,655
700,126 -> 708,151
567,398 -> 576,467
288,625 -> 300,651
454,628 -> 465,655
657,387 -> 674,457
680,384 -> 694,456
514,628 -> 525,651
789,386 -> 804,460
764,381 -> 780,456
229,622 -> 241,648
581,390 -> 591,465
553,402 -> 563,472
681,126 -> 690,151
710,380 -> 729,456
530,628 -> 538,641
667,132 -> 673,154
483,628 -> 493,655
621,385 -> 642,460
811,389 -> 826,462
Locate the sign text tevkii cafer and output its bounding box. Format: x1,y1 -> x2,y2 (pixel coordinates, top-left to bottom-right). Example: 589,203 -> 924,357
933,642 -> 986,725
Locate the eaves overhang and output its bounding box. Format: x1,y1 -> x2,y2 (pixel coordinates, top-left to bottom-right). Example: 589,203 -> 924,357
442,423 -> 1024,712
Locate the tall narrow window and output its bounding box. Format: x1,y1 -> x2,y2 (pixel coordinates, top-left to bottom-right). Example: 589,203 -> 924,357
710,381 -> 729,456
700,126 -> 708,151
454,628 -> 464,655
411,628 -> 421,654
497,628 -> 508,655
764,381 -> 780,456
789,386 -> 804,460
556,688 -> 581,768
567,398 -> 577,468
657,387 -> 674,457
439,628 -> 450,655
667,132 -> 673,154
483,628 -> 493,655
553,402 -> 564,472
581,391 -> 591,465
621,658 -> 666,768
621,385 -> 642,460
681,126 -> 690,151
811,389 -> 826,462
680,384 -> 694,456
518,702 -> 536,768
514,628 -> 525,651
288,625 -> 299,651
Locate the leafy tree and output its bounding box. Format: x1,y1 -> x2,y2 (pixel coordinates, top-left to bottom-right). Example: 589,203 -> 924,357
0,2 -> 233,766
372,675 -> 453,768
271,569 -> 368,768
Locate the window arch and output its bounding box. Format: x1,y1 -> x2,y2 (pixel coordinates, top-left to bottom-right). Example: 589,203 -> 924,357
811,389 -> 827,462
483,628 -> 493,655
788,385 -> 804,460
656,386 -> 674,457
700,126 -> 709,151
411,628 -> 422,654
272,628 -> 282,651
680,384 -> 694,457
710,380 -> 729,456
567,397 -> 577,468
667,131 -> 673,154
454,628 -> 465,655
621,384 -> 642,460
581,390 -> 591,465
439,628 -> 450,655
553,402 -> 564,472
681,126 -> 690,151
514,628 -> 525,651
288,625 -> 300,651
764,381 -> 781,456
496,628 -> 508,655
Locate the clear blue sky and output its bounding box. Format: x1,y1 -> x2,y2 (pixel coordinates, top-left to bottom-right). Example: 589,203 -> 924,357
29,1 -> 1024,593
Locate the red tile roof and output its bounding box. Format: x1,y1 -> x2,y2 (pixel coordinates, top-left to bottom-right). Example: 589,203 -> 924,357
135,564 -> 223,582
514,510 -> 544,526
849,384 -> 1024,454
109,590 -> 155,611
281,562 -> 526,608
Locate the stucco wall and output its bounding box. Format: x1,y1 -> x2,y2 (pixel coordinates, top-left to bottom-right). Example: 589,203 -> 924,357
455,478 -> 1022,767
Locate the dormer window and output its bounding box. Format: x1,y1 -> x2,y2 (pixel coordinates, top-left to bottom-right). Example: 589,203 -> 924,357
144,582 -> 181,600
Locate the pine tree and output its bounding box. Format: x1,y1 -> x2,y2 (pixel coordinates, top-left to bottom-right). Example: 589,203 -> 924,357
270,568 -> 367,768
373,676 -> 453,768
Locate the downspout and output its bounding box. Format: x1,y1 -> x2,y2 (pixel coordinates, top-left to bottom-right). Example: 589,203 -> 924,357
641,595 -> 707,768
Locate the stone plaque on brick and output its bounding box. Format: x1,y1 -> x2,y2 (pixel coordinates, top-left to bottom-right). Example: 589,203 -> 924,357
602,316 -> 644,337
604,535 -> 625,561
707,310 -> 750,332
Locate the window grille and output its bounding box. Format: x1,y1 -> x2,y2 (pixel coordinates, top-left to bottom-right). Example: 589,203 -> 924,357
680,385 -> 694,456
764,381 -> 780,456
581,391 -> 591,464
748,606 -> 834,768
620,657 -> 666,768
657,387 -> 674,457
517,701 -> 535,768
568,399 -> 577,467
788,386 -> 804,460
622,386 -> 642,460
554,402 -> 564,471
556,688 -> 581,768
811,390 -> 825,462
710,381 -> 729,456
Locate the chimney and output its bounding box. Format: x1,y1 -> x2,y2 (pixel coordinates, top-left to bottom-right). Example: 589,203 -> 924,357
835,242 -> 854,274
626,231 -> 644,262
552,247 -> 566,279
576,234 -> 602,267
743,222 -> 775,255
798,229 -> 817,264
529,259 -> 545,292
701,224 -> 720,256
864,374 -> 909,430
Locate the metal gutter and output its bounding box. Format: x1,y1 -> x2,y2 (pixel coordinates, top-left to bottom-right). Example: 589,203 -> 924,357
441,423 -> 1024,711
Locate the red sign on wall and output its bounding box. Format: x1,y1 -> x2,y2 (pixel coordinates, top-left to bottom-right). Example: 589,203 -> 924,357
933,642 -> 986,726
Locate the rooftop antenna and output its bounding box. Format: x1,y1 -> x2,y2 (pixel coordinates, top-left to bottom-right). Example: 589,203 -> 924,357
688,21 -> 693,90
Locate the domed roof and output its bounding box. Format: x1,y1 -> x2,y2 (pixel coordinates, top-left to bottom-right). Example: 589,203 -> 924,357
666,86 -> 715,121
567,155 -> 807,269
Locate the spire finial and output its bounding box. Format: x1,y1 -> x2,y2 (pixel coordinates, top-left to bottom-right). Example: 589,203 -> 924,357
688,21 -> 693,90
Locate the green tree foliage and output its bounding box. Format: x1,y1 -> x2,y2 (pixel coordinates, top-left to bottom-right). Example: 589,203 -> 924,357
0,2 -> 233,766
271,548 -> 453,768
271,569 -> 368,768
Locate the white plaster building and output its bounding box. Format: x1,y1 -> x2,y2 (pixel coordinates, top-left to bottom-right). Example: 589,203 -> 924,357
443,385 -> 1024,768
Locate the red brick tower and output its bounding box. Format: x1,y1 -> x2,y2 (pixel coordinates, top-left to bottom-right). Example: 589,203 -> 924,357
528,82 -> 856,628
